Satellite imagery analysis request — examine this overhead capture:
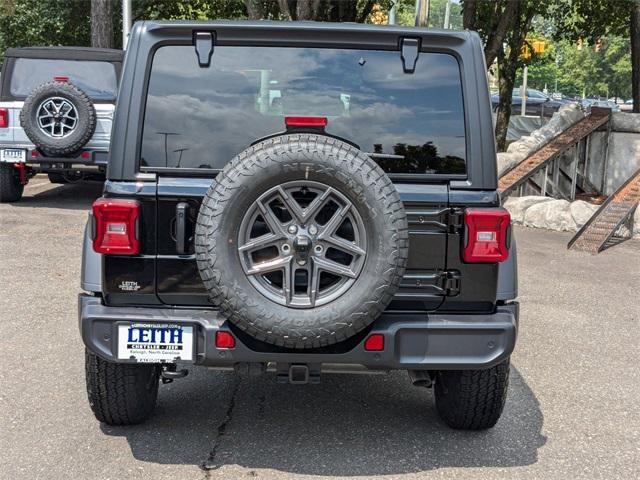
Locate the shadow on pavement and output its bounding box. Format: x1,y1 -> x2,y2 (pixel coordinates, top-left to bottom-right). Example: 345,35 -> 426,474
103,365 -> 545,476
14,181 -> 104,211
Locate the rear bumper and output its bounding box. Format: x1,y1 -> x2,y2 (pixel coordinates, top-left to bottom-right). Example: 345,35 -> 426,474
0,145 -> 108,166
79,294 -> 518,371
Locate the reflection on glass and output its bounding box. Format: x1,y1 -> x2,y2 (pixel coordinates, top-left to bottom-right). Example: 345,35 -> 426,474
141,45 -> 466,175
11,59 -> 118,100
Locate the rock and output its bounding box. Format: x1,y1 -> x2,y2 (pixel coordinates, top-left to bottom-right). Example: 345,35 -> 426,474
504,195 -> 554,223
497,152 -> 521,176
611,112 -> 640,134
523,199 -> 577,232
500,104 -> 586,176
570,200 -> 599,229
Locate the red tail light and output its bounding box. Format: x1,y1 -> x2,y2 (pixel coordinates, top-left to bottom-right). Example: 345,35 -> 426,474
463,208 -> 510,263
215,331 -> 236,349
92,198 -> 140,255
53,76 -> 69,82
285,116 -> 327,128
0,108 -> 8,128
364,334 -> 385,351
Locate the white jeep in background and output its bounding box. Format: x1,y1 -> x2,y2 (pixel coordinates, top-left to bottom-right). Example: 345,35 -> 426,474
0,47 -> 122,202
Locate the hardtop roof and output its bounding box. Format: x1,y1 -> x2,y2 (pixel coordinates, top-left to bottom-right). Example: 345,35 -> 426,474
3,46 -> 123,63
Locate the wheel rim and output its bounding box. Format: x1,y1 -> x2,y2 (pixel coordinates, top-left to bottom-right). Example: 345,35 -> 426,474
36,97 -> 78,138
237,180 -> 367,308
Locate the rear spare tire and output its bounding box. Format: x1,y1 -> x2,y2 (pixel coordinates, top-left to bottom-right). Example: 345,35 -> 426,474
195,134 -> 408,349
20,81 -> 96,157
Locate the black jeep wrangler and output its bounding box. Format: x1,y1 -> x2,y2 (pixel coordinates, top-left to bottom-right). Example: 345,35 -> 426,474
80,21 -> 518,430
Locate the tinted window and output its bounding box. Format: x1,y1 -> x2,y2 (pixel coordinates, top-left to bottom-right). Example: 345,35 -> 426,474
10,58 -> 117,100
141,45 -> 466,174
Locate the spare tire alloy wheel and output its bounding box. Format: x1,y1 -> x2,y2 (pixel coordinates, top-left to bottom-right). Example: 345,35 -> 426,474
20,81 -> 97,157
37,97 -> 78,138
238,180 -> 367,308
196,135 -> 409,349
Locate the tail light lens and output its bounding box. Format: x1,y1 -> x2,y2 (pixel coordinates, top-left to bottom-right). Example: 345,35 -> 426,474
463,208 -> 510,263
0,108 -> 8,128
92,198 -> 140,255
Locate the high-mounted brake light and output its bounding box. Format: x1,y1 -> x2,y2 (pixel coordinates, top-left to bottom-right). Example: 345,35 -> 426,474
92,198 -> 140,255
463,208 -> 510,263
53,76 -> 69,82
285,116 -> 328,128
0,108 -> 8,128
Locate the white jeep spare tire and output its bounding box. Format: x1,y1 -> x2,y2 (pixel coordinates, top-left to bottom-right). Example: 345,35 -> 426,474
195,134 -> 409,349
20,81 -> 96,157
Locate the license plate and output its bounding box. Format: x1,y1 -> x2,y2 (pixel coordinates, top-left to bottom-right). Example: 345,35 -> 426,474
117,323 -> 194,363
0,148 -> 26,163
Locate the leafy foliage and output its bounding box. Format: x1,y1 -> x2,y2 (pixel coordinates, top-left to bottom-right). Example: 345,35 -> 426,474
0,0 -> 91,55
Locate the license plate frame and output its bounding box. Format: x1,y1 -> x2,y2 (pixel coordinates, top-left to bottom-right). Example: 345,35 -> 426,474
117,323 -> 195,363
0,148 -> 26,163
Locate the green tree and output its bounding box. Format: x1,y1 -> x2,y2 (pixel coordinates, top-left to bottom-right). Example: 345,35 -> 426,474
551,0 -> 639,111
0,0 -> 91,57
463,0 -> 548,151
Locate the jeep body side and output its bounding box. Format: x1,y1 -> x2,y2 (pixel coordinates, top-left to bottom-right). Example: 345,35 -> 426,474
0,47 -> 123,201
80,21 -> 518,430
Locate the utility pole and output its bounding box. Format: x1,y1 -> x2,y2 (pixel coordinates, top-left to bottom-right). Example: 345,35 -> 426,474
389,1 -> 396,25
443,0 -> 451,29
415,0 -> 430,27
520,65 -> 528,116
122,0 -> 132,49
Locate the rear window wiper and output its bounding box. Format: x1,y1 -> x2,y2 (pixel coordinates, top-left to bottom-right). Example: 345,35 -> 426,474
366,153 -> 405,159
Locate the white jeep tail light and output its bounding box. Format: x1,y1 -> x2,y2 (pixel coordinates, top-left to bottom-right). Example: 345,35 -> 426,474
463,208 -> 510,263
92,198 -> 140,255
0,108 -> 8,128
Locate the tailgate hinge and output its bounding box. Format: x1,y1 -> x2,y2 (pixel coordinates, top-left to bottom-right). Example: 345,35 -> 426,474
440,271 -> 461,296
446,208 -> 464,233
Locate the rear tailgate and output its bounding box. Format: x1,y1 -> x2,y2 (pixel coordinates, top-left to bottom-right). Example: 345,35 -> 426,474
154,177 -> 452,311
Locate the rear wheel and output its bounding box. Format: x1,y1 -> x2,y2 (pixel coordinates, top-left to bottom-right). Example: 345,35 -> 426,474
434,359 -> 510,430
0,163 -> 24,202
85,349 -> 160,426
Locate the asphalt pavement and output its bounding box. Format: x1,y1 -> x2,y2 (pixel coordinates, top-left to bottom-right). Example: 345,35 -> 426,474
0,178 -> 638,480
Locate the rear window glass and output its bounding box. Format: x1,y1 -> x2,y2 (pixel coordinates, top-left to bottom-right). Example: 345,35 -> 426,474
141,45 -> 466,175
10,58 -> 117,100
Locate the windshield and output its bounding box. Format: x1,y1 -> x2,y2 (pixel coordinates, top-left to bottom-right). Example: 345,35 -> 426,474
141,45 -> 466,175
10,58 -> 118,100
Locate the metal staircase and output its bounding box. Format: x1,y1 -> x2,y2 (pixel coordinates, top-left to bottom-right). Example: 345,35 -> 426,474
568,167 -> 640,253
498,108 -> 611,199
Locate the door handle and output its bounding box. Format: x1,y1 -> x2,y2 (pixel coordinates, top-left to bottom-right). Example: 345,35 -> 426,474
175,202 -> 189,254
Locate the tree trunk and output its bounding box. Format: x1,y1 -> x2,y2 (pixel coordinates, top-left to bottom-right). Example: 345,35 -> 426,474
90,0 -> 113,49
244,1 -> 265,20
462,0 -> 477,30
631,1 -> 640,113
495,47 -> 518,152
494,4 -> 534,151
484,1 -> 519,68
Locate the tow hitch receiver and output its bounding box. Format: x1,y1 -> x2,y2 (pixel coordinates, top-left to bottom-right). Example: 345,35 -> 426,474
276,363 -> 320,385
161,364 -> 189,383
